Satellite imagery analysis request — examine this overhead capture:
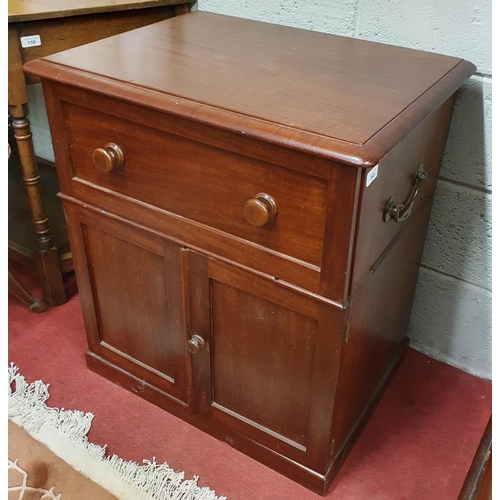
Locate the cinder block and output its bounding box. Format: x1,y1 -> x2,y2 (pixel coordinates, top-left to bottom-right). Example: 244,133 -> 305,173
408,267 -> 491,379
356,0 -> 491,75
422,181 -> 491,289
27,84 -> 55,162
441,75 -> 492,190
198,0 -> 359,36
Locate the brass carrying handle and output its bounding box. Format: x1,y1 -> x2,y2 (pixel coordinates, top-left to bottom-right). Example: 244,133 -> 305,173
384,164 -> 428,223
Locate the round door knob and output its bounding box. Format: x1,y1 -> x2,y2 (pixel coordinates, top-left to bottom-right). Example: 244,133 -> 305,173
244,193 -> 277,227
92,143 -> 124,172
187,334 -> 205,355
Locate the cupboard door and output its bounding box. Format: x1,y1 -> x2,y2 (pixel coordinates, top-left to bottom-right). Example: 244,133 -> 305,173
65,204 -> 189,404
187,251 -> 346,471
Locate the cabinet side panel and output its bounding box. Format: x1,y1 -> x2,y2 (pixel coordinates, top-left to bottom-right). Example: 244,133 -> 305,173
350,95 -> 456,292
331,201 -> 433,464
327,97 -> 458,468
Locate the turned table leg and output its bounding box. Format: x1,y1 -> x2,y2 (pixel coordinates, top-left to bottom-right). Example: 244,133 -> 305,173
8,27 -> 66,307
8,106 -> 66,306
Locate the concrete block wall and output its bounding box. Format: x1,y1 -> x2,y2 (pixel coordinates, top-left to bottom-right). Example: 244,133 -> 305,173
26,83 -> 55,163
24,0 -> 491,379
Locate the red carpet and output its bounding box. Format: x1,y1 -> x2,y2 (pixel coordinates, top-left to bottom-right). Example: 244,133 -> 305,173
8,266 -> 492,499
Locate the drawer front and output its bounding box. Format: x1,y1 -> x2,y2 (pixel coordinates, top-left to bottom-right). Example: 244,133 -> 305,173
64,102 -> 329,268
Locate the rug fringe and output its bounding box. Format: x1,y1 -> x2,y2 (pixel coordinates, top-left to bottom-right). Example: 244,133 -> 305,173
8,364 -> 227,500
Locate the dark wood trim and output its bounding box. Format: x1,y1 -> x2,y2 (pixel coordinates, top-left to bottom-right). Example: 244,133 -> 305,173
458,416 -> 492,500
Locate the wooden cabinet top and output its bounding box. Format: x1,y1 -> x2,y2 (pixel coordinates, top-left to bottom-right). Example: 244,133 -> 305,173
8,0 -> 191,22
24,11 -> 475,167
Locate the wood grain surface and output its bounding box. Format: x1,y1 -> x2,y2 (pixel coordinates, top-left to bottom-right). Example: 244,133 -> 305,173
24,11 -> 475,166
27,11 -> 476,494
9,0 -> 191,22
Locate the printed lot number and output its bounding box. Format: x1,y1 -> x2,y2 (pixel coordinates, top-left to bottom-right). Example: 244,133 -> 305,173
20,35 -> 42,48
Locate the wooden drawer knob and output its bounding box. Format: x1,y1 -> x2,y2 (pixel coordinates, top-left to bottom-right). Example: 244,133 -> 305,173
92,143 -> 124,172
187,334 -> 205,355
244,193 -> 277,227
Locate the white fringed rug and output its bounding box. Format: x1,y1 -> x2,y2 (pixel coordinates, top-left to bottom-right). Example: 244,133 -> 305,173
8,364 -> 226,500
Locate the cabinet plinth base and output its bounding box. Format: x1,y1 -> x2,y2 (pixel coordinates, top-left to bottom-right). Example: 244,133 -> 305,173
86,341 -> 407,496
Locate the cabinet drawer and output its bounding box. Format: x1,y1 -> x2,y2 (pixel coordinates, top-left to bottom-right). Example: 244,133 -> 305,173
64,102 -> 329,268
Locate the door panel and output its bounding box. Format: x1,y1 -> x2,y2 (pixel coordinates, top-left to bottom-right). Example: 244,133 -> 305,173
65,204 -> 189,404
85,226 -> 176,379
211,280 -> 316,448
187,251 -> 345,468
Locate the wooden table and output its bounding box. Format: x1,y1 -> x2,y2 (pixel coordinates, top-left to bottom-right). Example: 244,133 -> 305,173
8,0 -> 194,308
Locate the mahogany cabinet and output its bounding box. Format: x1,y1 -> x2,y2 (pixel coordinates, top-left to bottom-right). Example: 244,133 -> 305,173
24,12 -> 475,494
